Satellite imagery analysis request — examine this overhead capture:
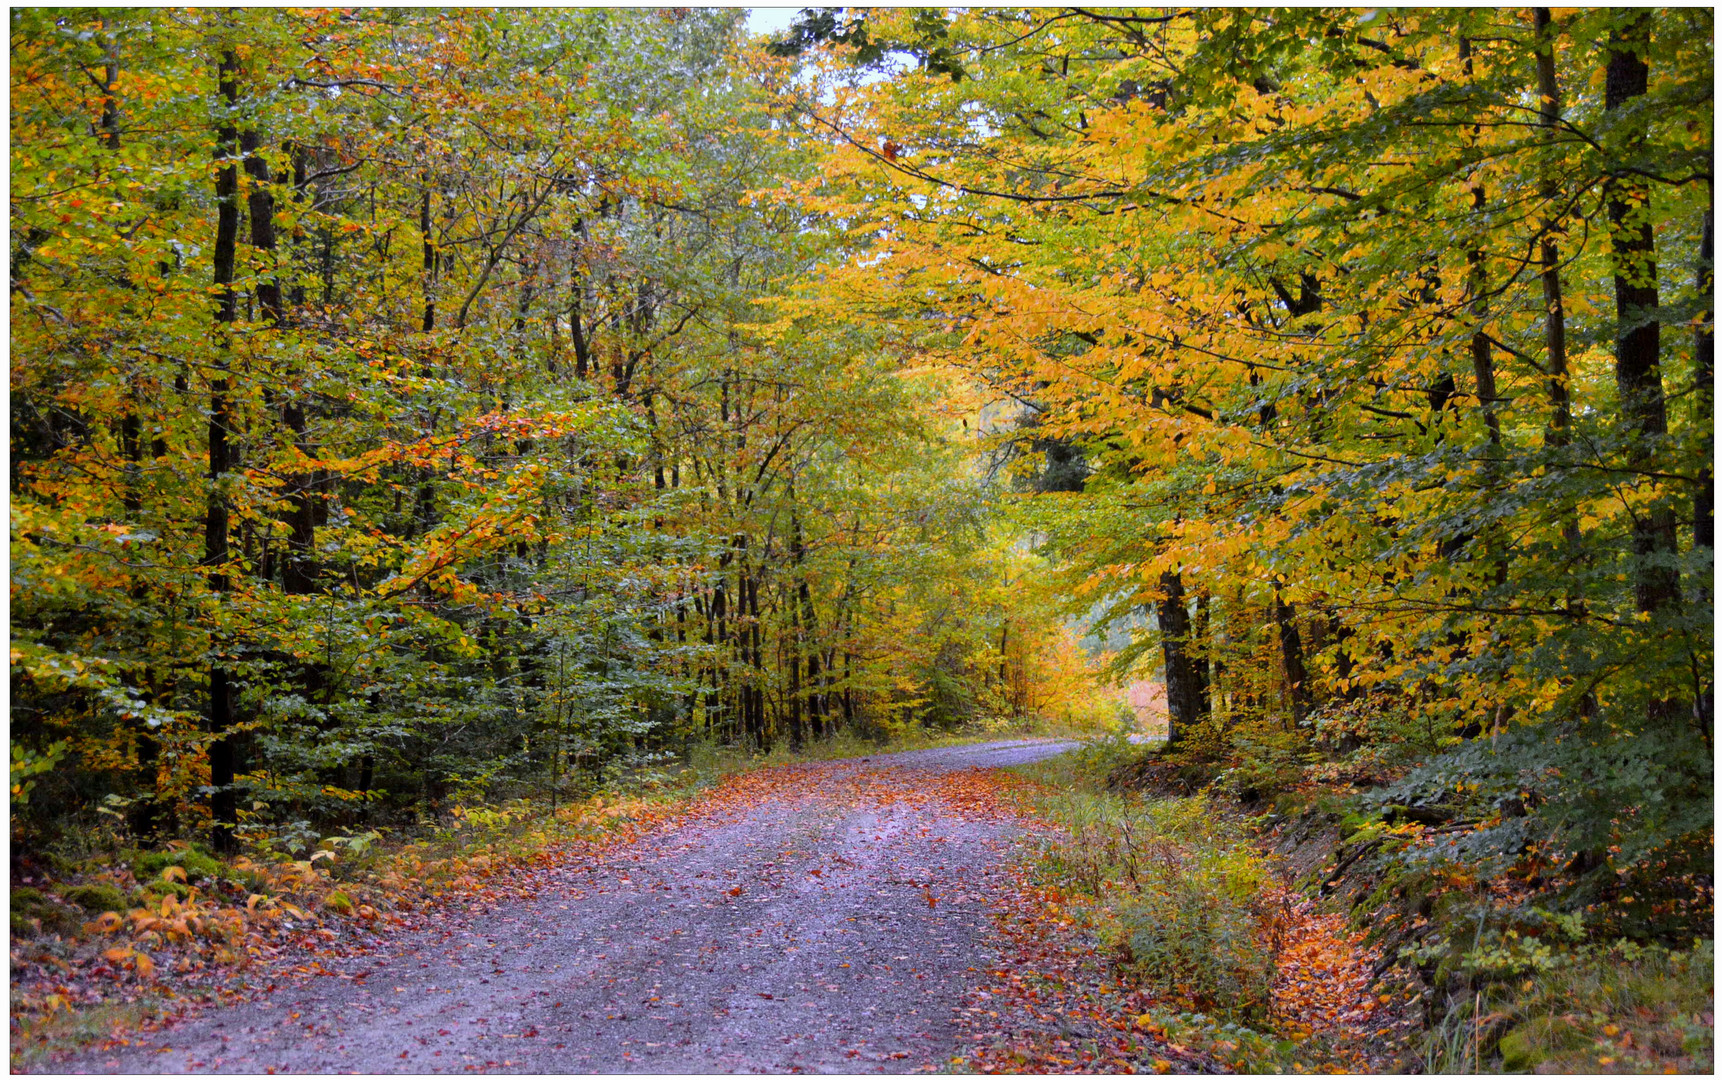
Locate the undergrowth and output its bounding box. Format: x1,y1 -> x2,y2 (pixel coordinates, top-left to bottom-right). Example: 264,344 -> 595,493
1015,731 -> 1715,1074
1012,734 -> 1304,1068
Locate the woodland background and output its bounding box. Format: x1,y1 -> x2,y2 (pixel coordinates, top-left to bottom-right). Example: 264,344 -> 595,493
9,6 -> 1713,1071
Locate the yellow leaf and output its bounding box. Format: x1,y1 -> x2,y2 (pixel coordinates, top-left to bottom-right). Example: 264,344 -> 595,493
87,911 -> 123,934
134,952 -> 156,978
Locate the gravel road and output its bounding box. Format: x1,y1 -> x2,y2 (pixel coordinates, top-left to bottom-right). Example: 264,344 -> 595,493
58,738 -> 1078,1074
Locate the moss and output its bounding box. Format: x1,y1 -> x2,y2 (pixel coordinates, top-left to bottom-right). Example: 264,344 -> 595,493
59,884 -> 127,914
130,881 -> 193,906
1496,1017 -> 1592,1071
11,887 -> 81,936
133,845 -> 223,883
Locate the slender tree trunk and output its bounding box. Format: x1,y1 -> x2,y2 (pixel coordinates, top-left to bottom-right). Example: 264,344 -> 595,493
1193,589 -> 1212,716
1329,609 -> 1360,701
748,567 -> 766,747
712,558 -> 729,739
570,219 -> 594,381
1533,9 -> 1574,448
1606,21 -> 1680,617
1692,206 -> 1713,740
1273,586 -> 1311,729
1531,7 -> 1590,629
102,42 -> 163,840
1460,38 -> 1502,457
787,503 -> 809,750
419,174 -> 436,333
206,50 -> 242,854
1694,208 -> 1713,551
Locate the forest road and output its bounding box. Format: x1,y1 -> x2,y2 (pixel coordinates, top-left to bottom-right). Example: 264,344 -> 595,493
60,738 -> 1078,1075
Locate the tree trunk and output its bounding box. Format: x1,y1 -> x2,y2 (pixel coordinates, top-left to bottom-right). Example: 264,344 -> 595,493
1694,208 -> 1713,551
1273,586 -> 1311,729
1193,589 -> 1212,716
419,175 -> 436,333
1533,9 -> 1574,449
1693,207 -> 1713,740
102,44 -> 163,839
1606,20 -> 1679,617
206,49 -> 242,854
1155,570 -> 1203,747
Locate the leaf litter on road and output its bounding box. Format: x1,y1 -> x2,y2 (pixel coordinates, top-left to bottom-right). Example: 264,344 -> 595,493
26,741 -> 1394,1075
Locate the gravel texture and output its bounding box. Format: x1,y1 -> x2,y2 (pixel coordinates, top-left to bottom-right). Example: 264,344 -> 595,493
57,738 -> 1077,1074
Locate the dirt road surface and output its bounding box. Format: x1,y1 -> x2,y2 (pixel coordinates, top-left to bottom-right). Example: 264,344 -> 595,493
56,739 -> 1078,1074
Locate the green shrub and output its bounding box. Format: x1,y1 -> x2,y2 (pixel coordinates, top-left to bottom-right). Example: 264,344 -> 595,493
58,884 -> 126,914
1111,845 -> 1278,1017
1026,786 -> 1284,1020
1214,725 -> 1311,803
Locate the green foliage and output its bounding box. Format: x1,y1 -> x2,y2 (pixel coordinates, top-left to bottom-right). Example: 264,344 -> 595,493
1369,707 -> 1713,885
1021,762 -> 1283,1020
1135,1009 -> 1306,1074
1450,940 -> 1714,1074
10,740 -> 68,813
1112,849 -> 1278,1018
1212,725 -> 1315,804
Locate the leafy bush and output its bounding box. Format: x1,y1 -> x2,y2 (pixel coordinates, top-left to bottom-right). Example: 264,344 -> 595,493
1113,853 -> 1277,1016
1024,781 -> 1285,1020
1214,725 -> 1312,803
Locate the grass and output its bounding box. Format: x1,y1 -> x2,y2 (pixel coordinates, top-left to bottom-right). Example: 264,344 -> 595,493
1011,735 -> 1285,1025
1455,940 -> 1714,1074
10,997 -> 168,1072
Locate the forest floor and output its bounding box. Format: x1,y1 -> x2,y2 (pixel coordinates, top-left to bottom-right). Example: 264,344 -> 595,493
37,738 -> 1181,1075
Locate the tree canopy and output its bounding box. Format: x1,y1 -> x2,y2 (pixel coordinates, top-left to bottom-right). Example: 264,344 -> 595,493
11,6 -> 1712,921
